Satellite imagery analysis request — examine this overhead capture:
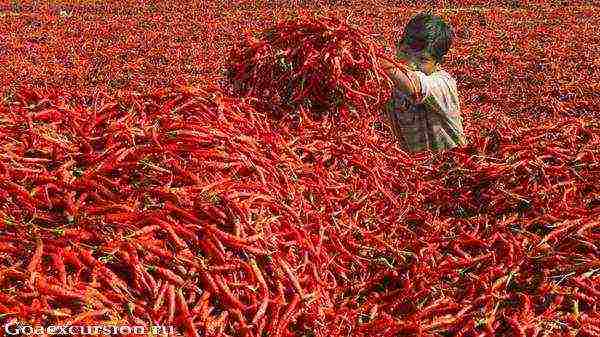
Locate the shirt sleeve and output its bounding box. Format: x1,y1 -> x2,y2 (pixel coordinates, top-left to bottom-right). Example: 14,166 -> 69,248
414,71 -> 460,118
414,70 -> 467,148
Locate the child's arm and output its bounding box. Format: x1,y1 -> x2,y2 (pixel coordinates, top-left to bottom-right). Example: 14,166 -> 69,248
379,58 -> 421,100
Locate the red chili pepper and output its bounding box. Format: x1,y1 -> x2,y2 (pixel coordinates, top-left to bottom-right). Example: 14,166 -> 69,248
36,277 -> 86,301
153,266 -> 185,287
177,288 -> 200,337
166,284 -> 176,324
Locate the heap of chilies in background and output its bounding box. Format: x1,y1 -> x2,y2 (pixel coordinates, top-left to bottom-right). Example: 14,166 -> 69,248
0,17 -> 599,337
225,16 -> 393,121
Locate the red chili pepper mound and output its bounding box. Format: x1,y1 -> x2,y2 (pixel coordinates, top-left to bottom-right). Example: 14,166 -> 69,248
0,84 -> 323,335
1,80 -> 599,336
1,8 -> 600,337
225,16 -> 392,120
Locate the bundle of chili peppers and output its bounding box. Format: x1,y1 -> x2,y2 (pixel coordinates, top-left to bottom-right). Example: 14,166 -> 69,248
263,90 -> 600,336
1,16 -> 599,337
225,16 -> 392,120
314,120 -> 600,337
0,84 -> 341,336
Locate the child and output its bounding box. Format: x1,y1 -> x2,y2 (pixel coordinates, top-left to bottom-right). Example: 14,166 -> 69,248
380,13 -> 467,152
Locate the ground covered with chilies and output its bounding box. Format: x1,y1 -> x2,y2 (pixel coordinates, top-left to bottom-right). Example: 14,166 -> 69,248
1,1 -> 600,337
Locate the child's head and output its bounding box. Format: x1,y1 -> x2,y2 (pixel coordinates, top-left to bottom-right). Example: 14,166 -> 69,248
397,13 -> 454,74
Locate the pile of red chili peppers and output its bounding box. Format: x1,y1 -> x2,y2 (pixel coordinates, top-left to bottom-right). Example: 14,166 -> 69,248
0,14 -> 599,337
226,17 -> 393,120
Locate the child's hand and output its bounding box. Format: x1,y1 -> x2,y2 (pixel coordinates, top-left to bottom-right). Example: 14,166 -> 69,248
380,57 -> 395,72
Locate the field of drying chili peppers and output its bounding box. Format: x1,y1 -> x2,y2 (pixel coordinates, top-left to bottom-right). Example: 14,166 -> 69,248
0,1 -> 599,337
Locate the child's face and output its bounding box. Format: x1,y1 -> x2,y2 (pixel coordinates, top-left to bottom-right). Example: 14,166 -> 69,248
397,45 -> 438,75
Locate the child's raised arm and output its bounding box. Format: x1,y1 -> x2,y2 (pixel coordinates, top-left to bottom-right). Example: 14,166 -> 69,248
379,57 -> 421,100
